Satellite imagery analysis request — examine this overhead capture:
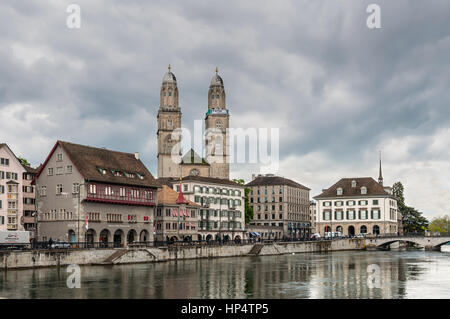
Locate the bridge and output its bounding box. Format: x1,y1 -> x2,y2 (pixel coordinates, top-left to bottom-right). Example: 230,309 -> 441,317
365,234 -> 450,251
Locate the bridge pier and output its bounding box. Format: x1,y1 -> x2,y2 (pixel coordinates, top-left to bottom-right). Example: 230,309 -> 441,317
425,245 -> 440,252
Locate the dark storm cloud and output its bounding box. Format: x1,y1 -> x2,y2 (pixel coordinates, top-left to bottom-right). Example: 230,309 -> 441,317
0,0 -> 449,216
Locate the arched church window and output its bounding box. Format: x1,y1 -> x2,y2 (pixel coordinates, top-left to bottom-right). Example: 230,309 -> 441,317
164,92 -> 166,96
169,91 -> 172,96
211,94 -> 214,99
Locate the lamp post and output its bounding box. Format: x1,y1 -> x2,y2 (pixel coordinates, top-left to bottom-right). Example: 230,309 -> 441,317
77,182 -> 87,248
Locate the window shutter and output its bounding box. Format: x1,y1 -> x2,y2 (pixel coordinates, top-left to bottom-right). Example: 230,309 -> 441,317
371,211 -> 373,219
334,211 -> 337,220
323,211 -> 326,220
358,211 -> 361,219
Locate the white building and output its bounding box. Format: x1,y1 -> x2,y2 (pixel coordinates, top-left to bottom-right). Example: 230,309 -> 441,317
0,143 -> 26,231
313,177 -> 398,236
160,175 -> 246,241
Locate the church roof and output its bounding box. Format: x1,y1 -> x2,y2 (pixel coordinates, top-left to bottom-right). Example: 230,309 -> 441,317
180,149 -> 209,165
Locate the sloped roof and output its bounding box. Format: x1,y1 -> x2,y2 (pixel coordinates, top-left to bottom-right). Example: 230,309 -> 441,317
181,149 -> 209,165
157,185 -> 199,206
35,141 -> 158,188
246,176 -> 310,190
314,177 -> 391,199
180,175 -> 244,187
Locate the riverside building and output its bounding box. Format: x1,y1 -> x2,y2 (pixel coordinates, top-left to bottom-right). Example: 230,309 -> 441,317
313,163 -> 399,236
246,174 -> 311,239
34,141 -> 159,246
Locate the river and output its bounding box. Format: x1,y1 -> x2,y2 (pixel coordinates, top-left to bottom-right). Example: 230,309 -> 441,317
1,246 -> 449,299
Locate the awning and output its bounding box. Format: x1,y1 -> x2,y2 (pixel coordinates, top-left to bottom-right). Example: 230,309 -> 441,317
254,232 -> 261,236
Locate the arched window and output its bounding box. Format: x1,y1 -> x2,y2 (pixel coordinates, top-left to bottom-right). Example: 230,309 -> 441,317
360,225 -> 367,234
373,225 -> 380,235
167,119 -> 172,127
337,187 -> 343,195
351,180 -> 357,187
216,120 -> 222,129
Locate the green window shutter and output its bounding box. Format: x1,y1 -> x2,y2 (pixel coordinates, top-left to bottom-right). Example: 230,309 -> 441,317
346,211 -> 349,220
358,211 -> 361,219
323,211 -> 326,220
371,211 -> 373,219
334,211 -> 337,220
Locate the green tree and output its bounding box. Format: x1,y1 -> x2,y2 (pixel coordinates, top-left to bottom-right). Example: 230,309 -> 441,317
233,179 -> 254,224
18,156 -> 30,167
428,215 -> 450,233
393,182 -> 429,233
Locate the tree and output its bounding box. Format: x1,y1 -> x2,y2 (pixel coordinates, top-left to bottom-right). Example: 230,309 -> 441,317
18,156 -> 30,167
428,215 -> 450,233
233,179 -> 254,224
393,182 -> 429,233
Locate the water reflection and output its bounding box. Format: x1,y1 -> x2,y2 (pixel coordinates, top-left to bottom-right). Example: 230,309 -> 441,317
0,249 -> 449,299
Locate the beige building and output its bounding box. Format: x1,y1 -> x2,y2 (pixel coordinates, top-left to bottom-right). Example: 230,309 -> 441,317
246,174 -> 311,239
309,201 -> 317,234
157,66 -> 230,180
34,141 -> 159,246
154,185 -> 200,242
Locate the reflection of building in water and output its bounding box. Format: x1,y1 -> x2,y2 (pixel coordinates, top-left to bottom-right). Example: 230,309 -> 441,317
309,252 -> 407,299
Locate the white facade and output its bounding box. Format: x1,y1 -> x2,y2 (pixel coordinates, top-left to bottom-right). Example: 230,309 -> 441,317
172,179 -> 246,241
315,193 -> 398,236
0,144 -> 26,231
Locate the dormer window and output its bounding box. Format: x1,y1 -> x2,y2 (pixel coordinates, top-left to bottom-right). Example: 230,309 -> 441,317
351,180 -> 357,187
361,186 -> 367,195
337,187 -> 343,196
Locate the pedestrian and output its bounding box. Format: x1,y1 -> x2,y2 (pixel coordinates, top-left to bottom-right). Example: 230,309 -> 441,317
48,237 -> 53,248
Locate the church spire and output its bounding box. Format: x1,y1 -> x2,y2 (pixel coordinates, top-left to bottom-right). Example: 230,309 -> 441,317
378,151 -> 383,186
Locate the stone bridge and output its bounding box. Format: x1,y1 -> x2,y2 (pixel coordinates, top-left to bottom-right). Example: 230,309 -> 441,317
365,235 -> 450,251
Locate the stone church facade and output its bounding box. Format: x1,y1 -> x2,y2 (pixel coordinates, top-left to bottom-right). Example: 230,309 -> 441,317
157,66 -> 230,180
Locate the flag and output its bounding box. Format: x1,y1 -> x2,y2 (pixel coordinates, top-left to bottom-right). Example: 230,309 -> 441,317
85,215 -> 89,230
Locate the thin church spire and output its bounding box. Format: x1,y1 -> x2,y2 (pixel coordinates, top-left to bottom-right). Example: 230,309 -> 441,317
378,150 -> 383,186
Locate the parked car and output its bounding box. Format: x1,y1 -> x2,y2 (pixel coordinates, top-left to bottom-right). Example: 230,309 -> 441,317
356,233 -> 366,238
50,241 -> 72,249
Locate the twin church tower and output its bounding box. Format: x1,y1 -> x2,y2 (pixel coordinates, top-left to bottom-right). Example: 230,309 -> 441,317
157,66 -> 230,180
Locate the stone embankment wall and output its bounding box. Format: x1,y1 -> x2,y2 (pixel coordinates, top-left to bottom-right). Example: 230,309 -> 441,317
1,238 -> 366,270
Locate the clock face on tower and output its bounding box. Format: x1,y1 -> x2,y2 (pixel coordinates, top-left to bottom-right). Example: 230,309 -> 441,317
190,169 -> 200,176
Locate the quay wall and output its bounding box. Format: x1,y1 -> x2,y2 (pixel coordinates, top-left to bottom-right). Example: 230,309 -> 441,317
0,238 -> 366,270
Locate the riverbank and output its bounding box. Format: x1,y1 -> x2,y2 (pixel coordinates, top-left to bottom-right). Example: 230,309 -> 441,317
0,238 -> 366,270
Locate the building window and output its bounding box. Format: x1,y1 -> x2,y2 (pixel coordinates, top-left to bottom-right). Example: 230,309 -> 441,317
56,184 -> 63,195
57,154 -> 63,162
361,187 -> 367,195
89,184 -> 97,194
72,183 -> 79,194
373,199 -> 379,205
56,167 -> 63,175
216,120 -> 222,129
67,165 -> 73,174
48,168 -> 53,176
168,119 -> 172,127
41,186 -> 47,197
337,187 -> 343,196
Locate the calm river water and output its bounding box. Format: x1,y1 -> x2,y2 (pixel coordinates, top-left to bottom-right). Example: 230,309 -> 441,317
1,247 -> 449,299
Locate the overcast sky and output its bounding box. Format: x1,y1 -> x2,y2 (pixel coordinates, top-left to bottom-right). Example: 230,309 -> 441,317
1,0 -> 449,219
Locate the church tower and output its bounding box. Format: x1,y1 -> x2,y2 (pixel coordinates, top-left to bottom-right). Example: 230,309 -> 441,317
205,68 -> 230,179
157,65 -> 182,178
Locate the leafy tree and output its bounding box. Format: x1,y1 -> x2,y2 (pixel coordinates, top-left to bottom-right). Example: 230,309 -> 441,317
233,179 -> 254,224
393,182 -> 429,233
18,157 -> 30,167
428,215 -> 450,233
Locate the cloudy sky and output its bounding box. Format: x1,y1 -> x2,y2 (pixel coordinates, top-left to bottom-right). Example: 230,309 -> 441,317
1,0 -> 449,219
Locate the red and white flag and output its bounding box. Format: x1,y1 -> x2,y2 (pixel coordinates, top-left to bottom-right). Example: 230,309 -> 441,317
85,215 -> 89,230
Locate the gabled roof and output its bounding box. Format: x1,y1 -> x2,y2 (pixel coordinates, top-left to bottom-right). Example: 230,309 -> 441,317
0,143 -> 26,173
34,141 -> 159,188
181,149 -> 209,165
314,177 -> 391,199
246,175 -> 310,190
157,185 -> 199,206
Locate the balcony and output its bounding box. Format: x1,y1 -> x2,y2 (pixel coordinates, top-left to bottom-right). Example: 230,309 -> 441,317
23,216 -> 35,224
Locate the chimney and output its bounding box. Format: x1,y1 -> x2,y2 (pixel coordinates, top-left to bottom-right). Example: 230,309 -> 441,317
135,152 -> 139,160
